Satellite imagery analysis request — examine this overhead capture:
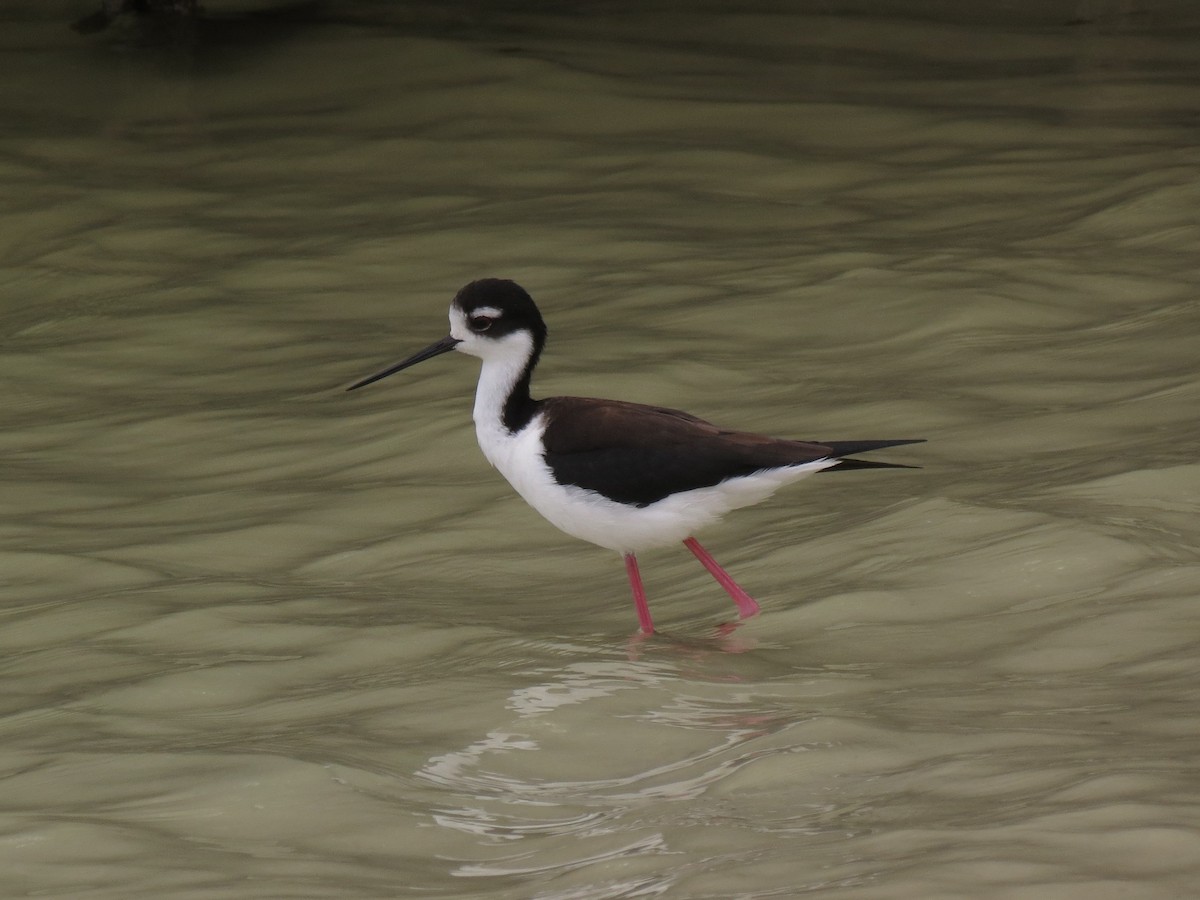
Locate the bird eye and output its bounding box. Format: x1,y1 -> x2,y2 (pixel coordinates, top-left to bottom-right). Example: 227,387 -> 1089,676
468,315 -> 494,332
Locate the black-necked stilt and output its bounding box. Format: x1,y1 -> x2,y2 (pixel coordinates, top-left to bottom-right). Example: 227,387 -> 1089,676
348,279 -> 922,634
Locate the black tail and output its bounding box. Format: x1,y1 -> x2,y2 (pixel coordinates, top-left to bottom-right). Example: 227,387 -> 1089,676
819,438 -> 924,472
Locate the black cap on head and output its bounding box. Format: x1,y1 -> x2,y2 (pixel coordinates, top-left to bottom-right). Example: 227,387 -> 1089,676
453,279 -> 547,345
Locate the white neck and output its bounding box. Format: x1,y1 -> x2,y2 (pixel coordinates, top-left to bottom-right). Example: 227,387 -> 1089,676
470,331 -> 535,441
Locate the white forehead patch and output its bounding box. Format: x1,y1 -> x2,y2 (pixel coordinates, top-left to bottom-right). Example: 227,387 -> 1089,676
448,305 -> 466,338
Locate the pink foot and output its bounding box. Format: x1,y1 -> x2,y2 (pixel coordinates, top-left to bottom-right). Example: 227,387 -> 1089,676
683,537 -> 761,619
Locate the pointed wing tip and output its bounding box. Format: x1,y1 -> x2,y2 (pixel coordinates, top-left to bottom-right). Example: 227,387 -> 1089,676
818,438 -> 925,472
827,458 -> 922,472
819,438 -> 926,456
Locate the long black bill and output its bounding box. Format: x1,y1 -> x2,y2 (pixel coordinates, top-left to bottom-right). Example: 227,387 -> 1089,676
346,335 -> 461,391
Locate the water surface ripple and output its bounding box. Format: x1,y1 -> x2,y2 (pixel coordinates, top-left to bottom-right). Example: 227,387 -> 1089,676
2,2 -> 1199,898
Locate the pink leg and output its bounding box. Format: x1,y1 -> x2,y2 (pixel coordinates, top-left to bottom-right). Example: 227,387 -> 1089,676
624,553 -> 655,634
683,537 -> 761,619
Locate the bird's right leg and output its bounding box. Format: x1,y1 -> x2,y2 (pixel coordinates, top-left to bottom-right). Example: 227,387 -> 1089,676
623,552 -> 654,634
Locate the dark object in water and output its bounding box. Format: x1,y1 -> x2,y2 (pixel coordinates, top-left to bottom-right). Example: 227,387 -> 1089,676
73,0 -> 201,34
70,0 -> 331,58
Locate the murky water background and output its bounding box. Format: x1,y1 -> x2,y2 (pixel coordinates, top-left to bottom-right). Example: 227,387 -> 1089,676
3,1 -> 1200,897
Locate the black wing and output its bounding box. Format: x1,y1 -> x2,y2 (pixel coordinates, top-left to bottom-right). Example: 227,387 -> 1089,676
538,397 -> 921,507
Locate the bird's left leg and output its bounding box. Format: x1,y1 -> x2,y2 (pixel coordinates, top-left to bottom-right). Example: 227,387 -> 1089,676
683,537 -> 761,619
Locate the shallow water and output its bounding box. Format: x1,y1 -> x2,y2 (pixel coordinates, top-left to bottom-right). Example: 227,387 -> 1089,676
3,2 -> 1200,897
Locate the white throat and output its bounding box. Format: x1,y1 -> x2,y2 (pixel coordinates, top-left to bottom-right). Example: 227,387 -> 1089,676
468,330 -> 536,457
